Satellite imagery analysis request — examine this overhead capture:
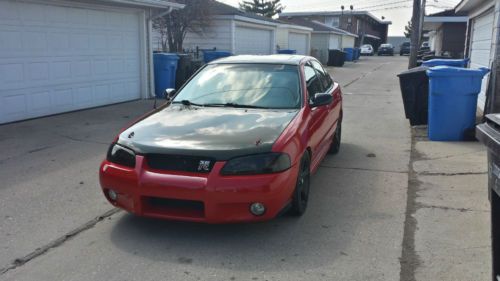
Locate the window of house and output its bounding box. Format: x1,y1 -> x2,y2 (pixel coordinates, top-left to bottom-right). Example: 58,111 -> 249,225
325,16 -> 340,27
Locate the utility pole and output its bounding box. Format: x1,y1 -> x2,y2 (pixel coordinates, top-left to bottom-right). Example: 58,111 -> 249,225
418,0 -> 427,49
408,0 -> 421,68
340,5 -> 344,49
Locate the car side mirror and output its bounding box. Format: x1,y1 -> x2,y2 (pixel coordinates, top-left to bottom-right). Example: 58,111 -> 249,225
164,88 -> 176,101
310,93 -> 333,107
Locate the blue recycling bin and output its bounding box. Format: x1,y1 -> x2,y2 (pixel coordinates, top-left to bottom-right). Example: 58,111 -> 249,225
153,53 -> 180,98
344,48 -> 354,61
202,50 -> 232,63
353,48 -> 360,60
427,66 -> 489,141
422,58 -> 470,68
277,49 -> 297,54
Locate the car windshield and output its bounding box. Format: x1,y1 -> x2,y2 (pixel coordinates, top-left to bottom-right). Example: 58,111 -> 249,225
362,45 -> 371,48
402,42 -> 410,46
173,63 -> 301,109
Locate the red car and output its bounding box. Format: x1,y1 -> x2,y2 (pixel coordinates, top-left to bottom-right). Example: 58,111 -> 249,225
99,55 -> 343,223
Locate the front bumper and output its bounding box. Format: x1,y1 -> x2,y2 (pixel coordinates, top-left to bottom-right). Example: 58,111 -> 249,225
99,156 -> 299,223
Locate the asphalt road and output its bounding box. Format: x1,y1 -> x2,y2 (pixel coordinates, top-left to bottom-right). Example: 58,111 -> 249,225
0,56 -> 411,281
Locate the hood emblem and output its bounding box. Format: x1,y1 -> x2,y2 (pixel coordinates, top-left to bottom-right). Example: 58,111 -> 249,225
198,160 -> 211,172
128,132 -> 135,139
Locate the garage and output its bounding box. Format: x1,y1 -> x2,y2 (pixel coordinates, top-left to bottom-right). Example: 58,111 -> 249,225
288,32 -> 308,55
0,0 -> 181,124
235,25 -> 273,55
469,9 -> 495,109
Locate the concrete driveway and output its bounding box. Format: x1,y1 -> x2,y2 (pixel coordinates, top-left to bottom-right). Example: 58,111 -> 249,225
0,101 -> 155,268
1,57 -> 413,280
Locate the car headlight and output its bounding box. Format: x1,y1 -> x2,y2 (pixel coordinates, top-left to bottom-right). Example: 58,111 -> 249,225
220,153 -> 291,175
107,143 -> 136,168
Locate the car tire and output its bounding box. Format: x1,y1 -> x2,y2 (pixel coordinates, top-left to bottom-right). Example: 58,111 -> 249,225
329,119 -> 342,154
290,153 -> 311,216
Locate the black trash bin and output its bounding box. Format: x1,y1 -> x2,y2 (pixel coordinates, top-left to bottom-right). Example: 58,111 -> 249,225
476,114 -> 500,281
397,66 -> 429,125
175,54 -> 194,89
327,49 -> 346,67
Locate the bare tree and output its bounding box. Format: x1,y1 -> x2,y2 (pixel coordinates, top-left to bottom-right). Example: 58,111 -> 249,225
153,0 -> 213,52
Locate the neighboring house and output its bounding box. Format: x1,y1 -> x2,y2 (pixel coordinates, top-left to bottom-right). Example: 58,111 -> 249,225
456,0 -> 500,111
423,10 -> 468,58
279,11 -> 391,49
276,24 -> 313,55
280,18 -> 357,64
0,0 -> 183,124
154,1 -> 281,55
388,36 -> 408,53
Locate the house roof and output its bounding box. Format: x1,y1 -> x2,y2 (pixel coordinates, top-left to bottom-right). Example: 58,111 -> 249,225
456,0 -> 495,13
423,9 -> 468,29
427,9 -> 466,17
279,11 -> 391,25
210,1 -> 281,24
279,17 -> 358,37
103,0 -> 184,9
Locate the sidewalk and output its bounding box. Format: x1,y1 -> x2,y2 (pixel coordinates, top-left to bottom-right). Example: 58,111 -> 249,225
403,124 -> 490,280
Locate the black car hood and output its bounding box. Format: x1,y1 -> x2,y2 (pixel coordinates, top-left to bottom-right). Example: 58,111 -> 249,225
118,104 -> 298,160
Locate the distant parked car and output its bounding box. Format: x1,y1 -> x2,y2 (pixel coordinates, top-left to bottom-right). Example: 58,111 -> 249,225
378,43 -> 394,56
400,42 -> 410,56
360,44 -> 374,56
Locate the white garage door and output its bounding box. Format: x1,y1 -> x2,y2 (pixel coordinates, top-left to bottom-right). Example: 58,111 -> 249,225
288,32 -> 308,55
0,1 -> 142,124
235,26 -> 272,55
470,10 -> 494,110
328,34 -> 341,50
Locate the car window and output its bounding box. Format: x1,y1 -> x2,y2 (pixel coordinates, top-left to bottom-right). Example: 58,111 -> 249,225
310,60 -> 333,90
173,63 -> 301,109
304,65 -> 323,100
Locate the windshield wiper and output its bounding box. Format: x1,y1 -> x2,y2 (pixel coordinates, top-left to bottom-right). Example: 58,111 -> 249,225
203,103 -> 270,109
172,100 -> 204,107
173,100 -> 269,109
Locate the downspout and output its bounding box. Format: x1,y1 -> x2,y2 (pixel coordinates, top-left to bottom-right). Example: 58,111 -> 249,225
146,7 -> 174,99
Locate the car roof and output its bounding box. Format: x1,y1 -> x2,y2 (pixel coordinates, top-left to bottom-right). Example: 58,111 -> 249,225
210,54 -> 311,66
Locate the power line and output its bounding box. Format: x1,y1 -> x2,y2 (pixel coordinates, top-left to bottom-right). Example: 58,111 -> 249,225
369,5 -> 413,11
357,0 -> 412,10
285,0 -> 408,10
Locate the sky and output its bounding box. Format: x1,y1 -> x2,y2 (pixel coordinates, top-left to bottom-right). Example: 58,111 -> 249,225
218,0 -> 462,36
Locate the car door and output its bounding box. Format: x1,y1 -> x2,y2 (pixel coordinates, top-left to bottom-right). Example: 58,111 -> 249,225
304,62 -> 330,167
310,60 -> 340,153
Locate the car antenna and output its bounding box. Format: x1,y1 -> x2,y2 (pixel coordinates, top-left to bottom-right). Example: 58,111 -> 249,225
153,95 -> 157,109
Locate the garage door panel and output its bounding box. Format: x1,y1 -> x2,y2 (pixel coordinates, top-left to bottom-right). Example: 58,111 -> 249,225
471,40 -> 492,50
470,10 -> 494,111
289,32 -> 308,55
0,1 -> 142,124
235,26 -> 272,55
472,27 -> 493,41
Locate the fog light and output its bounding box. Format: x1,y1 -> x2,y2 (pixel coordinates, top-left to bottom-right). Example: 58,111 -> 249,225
250,202 -> 266,216
108,189 -> 118,201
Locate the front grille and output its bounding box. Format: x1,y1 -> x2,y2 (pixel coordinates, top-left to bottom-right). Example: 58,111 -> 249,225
143,197 -> 205,218
145,154 -> 216,173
